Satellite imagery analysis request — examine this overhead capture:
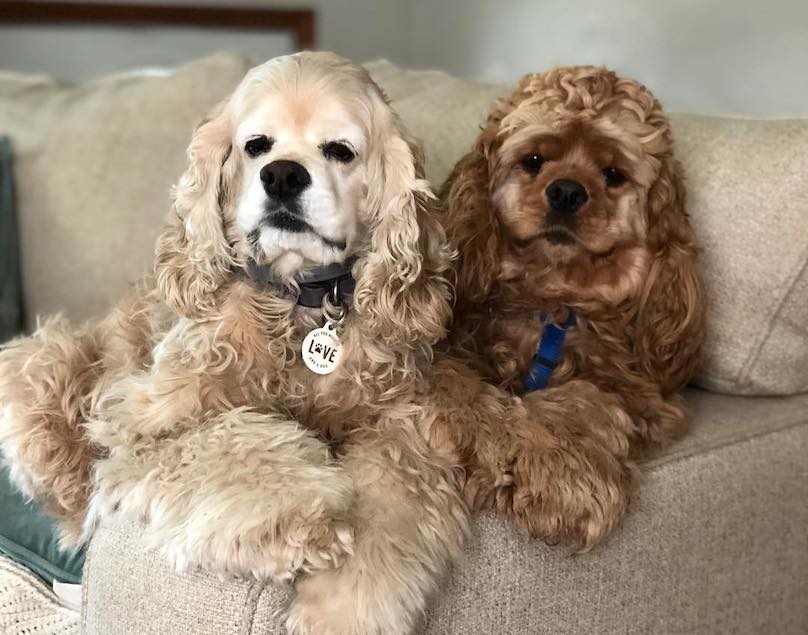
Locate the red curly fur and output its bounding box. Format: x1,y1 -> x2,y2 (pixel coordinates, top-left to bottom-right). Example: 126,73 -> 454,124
436,66 -> 705,549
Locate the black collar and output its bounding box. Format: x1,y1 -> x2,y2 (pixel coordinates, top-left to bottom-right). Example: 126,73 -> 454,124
245,257 -> 357,308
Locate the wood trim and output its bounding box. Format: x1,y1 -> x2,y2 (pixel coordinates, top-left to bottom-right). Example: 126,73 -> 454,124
0,1 -> 316,49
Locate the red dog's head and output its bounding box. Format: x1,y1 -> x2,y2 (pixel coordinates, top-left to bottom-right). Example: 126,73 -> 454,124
443,66 -> 704,389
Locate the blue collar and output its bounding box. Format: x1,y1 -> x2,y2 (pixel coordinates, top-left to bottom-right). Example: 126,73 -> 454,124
522,311 -> 576,392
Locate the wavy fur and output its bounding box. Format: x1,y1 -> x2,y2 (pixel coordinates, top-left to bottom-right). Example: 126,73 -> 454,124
439,66 -> 705,549
0,53 -> 466,635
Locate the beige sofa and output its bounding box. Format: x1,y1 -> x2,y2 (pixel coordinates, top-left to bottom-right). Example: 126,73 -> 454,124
1,54 -> 806,634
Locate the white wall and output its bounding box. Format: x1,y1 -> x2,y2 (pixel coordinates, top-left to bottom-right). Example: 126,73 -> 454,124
0,0 -> 411,81
146,0 -> 412,67
0,24 -> 294,79
3,0 -> 806,116
406,0 -> 808,117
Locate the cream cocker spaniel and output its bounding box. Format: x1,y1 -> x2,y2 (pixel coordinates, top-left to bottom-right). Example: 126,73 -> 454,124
0,52 -> 469,635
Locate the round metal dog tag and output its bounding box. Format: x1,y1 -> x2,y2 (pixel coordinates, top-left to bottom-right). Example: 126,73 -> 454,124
302,325 -> 342,375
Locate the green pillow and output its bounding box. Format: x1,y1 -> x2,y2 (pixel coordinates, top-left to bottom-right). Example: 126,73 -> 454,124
0,463 -> 85,584
0,135 -> 22,342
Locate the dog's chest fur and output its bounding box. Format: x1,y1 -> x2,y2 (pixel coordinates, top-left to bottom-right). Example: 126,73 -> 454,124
468,311 -> 634,394
149,279 -> 359,436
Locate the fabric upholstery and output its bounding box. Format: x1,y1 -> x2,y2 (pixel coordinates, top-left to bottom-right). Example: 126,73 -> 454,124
81,388 -> 808,634
0,53 -> 253,329
366,60 -> 808,396
671,115 -> 808,395
81,519 -> 290,635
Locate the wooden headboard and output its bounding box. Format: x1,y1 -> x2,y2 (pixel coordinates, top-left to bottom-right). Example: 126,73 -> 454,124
0,1 -> 316,49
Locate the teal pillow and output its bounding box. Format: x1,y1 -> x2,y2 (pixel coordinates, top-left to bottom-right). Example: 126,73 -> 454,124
0,135 -> 22,342
0,463 -> 85,584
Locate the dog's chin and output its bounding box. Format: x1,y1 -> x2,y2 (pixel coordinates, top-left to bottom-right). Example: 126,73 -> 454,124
534,228 -> 583,263
251,225 -> 348,273
537,227 -> 620,264
542,228 -> 577,246
537,238 -> 579,263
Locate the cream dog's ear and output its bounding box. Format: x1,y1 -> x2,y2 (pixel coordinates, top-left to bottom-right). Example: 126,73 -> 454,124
352,88 -> 453,348
155,101 -> 235,318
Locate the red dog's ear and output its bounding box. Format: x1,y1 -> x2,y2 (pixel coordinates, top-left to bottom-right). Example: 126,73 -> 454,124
635,157 -> 705,393
439,130 -> 501,309
440,79 -> 538,309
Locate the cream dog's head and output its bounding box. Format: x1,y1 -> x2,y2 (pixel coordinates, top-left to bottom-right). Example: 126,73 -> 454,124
232,55 -> 371,275
156,52 -> 451,345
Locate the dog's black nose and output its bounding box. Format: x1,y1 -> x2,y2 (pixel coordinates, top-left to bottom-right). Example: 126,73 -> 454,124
546,179 -> 588,215
260,160 -> 311,199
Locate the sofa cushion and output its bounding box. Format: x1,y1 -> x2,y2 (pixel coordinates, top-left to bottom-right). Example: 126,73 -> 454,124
81,388 -> 808,634
82,518 -> 291,634
0,52 -> 253,329
366,61 -> 808,396
670,115 -> 808,395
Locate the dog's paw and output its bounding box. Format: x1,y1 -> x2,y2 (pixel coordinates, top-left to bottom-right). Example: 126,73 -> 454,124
90,410 -> 359,584
131,489 -> 353,584
151,503 -> 355,585
121,458 -> 357,583
484,383 -> 640,550
497,432 -> 637,550
287,566 -> 412,635
286,571 -> 362,635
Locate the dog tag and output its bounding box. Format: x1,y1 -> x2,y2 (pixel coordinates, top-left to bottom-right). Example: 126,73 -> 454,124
302,325 -> 342,375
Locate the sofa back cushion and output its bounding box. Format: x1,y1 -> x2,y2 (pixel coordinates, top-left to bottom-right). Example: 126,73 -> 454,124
0,52 -> 252,328
366,61 -> 808,396
670,115 -> 808,395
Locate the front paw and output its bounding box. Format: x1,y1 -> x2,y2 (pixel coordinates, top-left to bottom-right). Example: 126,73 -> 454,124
106,482 -> 356,584
498,433 -> 637,550
87,411 -> 357,583
287,566 -> 410,635
286,569 -> 362,635
90,460 -> 355,583
162,480 -> 356,583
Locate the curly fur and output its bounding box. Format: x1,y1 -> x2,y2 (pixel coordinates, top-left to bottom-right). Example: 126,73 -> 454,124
0,53 -> 467,635
437,66 -> 705,549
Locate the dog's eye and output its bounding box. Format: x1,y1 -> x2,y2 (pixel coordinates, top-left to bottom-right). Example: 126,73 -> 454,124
321,142 -> 355,163
520,153 -> 544,175
245,135 -> 273,158
603,167 -> 627,188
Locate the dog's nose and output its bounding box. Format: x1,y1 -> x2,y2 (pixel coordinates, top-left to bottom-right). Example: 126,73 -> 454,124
260,160 -> 311,199
545,179 -> 588,215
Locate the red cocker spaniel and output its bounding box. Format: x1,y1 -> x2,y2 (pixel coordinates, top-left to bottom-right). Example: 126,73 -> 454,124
438,66 -> 705,548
